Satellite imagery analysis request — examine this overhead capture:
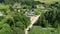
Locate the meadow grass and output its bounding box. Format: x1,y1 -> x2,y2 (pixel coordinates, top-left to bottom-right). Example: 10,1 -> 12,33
29,26 -> 60,34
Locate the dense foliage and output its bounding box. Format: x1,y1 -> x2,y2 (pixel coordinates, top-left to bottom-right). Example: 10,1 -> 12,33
0,0 -> 60,34
34,2 -> 60,28
0,3 -> 30,34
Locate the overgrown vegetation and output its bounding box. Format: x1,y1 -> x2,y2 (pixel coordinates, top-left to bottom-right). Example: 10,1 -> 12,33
0,0 -> 60,34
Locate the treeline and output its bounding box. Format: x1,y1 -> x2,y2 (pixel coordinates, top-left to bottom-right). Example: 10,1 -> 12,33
34,2 -> 60,28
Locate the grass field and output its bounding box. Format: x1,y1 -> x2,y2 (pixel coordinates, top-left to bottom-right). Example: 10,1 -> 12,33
29,26 -> 60,34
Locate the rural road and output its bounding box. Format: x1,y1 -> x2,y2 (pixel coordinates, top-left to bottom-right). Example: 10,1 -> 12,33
25,15 -> 40,34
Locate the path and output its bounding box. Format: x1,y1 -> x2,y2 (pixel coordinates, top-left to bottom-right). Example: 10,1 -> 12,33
25,15 -> 40,34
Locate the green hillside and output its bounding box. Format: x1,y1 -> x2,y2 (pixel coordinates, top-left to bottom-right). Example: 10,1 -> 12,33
0,0 -> 60,34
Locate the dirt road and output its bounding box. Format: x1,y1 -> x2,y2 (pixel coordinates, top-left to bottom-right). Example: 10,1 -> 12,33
25,15 -> 40,34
